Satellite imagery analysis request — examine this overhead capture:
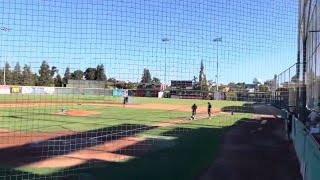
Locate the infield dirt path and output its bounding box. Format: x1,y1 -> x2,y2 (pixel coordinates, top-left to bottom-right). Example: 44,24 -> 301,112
0,113 -> 213,168
197,104 -> 302,180
0,101 -> 221,113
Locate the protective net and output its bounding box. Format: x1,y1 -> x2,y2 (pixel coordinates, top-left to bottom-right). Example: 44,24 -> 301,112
0,0 -> 299,179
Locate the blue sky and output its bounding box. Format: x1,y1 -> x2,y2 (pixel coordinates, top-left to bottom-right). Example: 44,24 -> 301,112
0,0 -> 298,84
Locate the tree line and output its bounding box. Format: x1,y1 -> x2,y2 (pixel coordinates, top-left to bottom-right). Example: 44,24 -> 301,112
0,61 -> 162,88
0,61 -> 107,87
1,60 -> 270,92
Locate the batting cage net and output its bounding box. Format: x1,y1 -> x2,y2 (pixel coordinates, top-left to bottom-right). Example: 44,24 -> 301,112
0,0 -> 299,179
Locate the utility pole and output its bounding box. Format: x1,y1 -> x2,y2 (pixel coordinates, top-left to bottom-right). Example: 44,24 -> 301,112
213,37 -> 222,91
162,38 -> 169,89
1,27 -> 12,85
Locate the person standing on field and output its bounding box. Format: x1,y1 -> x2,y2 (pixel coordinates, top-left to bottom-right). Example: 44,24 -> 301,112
191,103 -> 197,120
123,90 -> 129,107
123,96 -> 128,107
208,102 -> 212,119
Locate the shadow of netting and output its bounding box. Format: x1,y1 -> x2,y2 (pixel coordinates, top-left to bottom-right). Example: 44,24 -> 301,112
0,126 -> 227,180
0,124 -> 156,169
60,126 -> 226,180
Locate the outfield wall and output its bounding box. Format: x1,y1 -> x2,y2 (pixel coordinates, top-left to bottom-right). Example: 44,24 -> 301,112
0,85 -> 160,99
0,85 -> 118,96
0,86 -> 11,94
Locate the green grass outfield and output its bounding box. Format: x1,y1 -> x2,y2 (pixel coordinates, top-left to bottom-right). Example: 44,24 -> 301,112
0,105 -> 192,132
0,94 -> 250,108
0,97 -> 253,180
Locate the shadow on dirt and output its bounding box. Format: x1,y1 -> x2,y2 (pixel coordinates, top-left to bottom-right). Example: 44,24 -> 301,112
0,124 -> 156,168
0,125 -> 228,180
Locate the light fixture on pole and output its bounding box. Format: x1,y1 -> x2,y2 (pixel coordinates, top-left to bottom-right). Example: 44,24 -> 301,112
162,38 -> 169,88
1,27 -> 12,85
213,37 -> 222,91
1,27 -> 12,32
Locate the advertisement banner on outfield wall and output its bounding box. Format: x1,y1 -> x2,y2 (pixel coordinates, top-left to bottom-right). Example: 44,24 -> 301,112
44,87 -> 55,94
22,86 -> 34,94
21,87 -> 45,94
33,87 -> 45,94
10,86 -> 22,94
0,86 -> 11,94
112,89 -> 123,96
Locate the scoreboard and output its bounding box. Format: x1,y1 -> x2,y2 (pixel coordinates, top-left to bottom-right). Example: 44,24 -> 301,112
171,80 -> 193,90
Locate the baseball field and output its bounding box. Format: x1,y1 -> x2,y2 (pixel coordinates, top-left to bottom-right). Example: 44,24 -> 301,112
0,94 -> 254,180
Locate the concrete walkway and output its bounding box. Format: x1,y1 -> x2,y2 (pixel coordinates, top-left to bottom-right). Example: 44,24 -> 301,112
197,104 -> 302,180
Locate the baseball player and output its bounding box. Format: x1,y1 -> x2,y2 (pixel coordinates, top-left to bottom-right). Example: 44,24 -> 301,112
123,90 -> 129,107
208,102 -> 212,119
191,103 -> 197,120
123,96 -> 128,107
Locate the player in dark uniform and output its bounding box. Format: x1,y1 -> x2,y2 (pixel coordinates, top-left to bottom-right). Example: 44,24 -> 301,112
208,102 -> 212,119
191,103 -> 197,120
123,96 -> 128,107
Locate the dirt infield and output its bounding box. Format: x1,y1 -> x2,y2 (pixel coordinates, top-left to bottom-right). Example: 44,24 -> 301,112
0,101 -> 221,169
0,128 -> 148,168
52,110 -> 101,116
0,101 -> 221,113
0,130 -> 76,149
0,115 -> 207,168
126,103 -> 221,113
24,136 -> 146,168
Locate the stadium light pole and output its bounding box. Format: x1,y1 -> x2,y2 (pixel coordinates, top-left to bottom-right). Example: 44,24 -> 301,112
1,27 -> 12,85
162,38 -> 169,89
213,37 -> 222,91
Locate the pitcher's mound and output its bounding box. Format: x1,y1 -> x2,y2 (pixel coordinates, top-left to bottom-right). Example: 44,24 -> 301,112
53,110 -> 101,117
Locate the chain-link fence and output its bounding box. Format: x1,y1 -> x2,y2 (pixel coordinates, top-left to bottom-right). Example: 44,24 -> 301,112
273,63 -> 300,111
